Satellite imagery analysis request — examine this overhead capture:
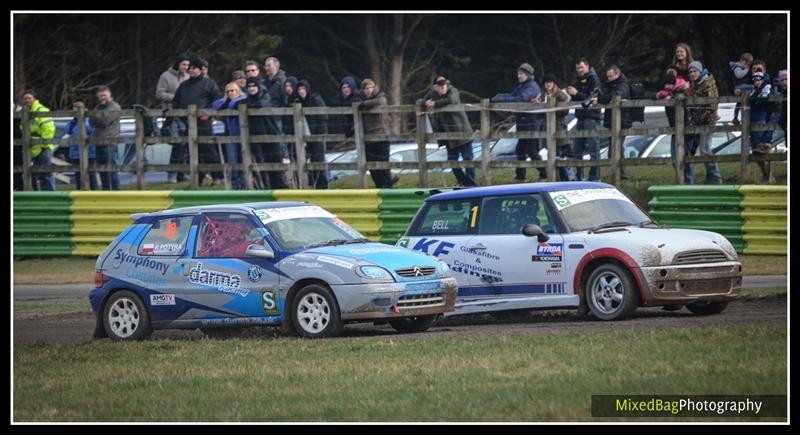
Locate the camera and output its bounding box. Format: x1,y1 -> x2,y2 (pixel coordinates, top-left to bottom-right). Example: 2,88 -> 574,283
581,88 -> 601,109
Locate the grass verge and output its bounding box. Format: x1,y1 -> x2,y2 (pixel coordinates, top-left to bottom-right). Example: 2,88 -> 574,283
13,324 -> 786,422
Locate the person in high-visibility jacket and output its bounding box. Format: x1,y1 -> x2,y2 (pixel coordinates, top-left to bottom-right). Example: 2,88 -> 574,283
20,90 -> 56,190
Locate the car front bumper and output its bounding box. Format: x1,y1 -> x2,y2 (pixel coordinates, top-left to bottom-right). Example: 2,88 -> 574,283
638,261 -> 742,305
332,277 -> 459,320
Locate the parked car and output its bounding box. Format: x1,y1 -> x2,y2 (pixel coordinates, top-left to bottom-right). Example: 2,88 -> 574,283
326,143 -> 440,181
89,202 -> 457,340
397,182 -> 742,320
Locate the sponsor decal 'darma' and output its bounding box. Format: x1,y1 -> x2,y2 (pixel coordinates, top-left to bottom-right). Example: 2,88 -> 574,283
188,262 -> 249,297
112,249 -> 170,275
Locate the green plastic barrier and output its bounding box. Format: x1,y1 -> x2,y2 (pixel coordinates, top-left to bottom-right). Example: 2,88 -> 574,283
740,186 -> 787,254
13,192 -> 73,256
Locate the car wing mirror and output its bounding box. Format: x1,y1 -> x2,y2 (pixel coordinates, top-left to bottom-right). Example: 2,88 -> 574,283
522,224 -> 550,243
246,243 -> 275,259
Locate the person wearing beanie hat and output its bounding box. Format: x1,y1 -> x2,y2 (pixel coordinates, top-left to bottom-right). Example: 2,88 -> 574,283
518,63 -> 535,76
331,76 -> 361,138
156,52 -> 190,110
748,67 -> 776,180
687,59 -> 722,184
189,57 -> 204,71
541,73 -> 577,181
295,78 -> 329,189
231,70 -> 246,90
542,72 -> 557,84
358,78 -> 394,188
491,63 -> 544,182
156,52 -> 192,182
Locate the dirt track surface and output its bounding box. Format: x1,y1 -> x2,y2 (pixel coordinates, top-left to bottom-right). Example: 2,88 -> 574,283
13,295 -> 786,345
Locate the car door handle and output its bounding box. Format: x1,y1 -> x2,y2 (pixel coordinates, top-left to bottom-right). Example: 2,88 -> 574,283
468,244 -> 487,251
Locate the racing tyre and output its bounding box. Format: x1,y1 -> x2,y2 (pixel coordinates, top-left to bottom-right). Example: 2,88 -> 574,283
103,290 -> 152,341
586,263 -> 639,320
291,284 -> 343,338
388,315 -> 436,333
685,301 -> 729,315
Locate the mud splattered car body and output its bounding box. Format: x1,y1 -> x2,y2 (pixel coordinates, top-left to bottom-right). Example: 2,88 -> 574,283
90,202 -> 457,340
398,182 -> 741,320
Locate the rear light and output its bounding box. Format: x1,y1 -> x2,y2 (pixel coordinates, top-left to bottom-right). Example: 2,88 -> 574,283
95,271 -> 104,288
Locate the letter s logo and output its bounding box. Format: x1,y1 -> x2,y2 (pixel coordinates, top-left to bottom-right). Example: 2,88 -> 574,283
262,291 -> 278,315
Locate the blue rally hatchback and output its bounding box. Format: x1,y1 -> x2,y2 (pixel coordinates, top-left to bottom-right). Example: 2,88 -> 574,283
89,202 -> 458,340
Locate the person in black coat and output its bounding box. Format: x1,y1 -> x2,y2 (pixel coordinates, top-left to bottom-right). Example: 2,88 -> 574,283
298,79 -> 329,189
592,65 -> 631,179
330,75 -> 362,140
244,76 -> 288,189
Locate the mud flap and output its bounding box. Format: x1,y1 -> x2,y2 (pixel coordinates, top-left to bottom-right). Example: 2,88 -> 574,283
93,315 -> 108,339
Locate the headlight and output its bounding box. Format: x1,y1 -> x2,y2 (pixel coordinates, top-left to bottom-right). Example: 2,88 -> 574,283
355,265 -> 395,282
438,261 -> 453,278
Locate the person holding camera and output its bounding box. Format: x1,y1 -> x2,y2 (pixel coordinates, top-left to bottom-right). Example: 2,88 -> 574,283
566,58 -> 603,181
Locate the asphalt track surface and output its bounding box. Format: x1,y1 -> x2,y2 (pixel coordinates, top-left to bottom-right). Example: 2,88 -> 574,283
13,276 -> 787,344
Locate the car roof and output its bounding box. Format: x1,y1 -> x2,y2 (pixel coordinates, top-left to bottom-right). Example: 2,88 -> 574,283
137,201 -> 311,219
427,182 -> 614,201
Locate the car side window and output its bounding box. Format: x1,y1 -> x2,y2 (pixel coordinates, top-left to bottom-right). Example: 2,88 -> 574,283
478,194 -> 553,235
138,216 -> 193,256
196,212 -> 262,258
409,199 -> 477,236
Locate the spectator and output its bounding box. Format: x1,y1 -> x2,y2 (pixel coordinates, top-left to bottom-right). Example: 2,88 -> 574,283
64,100 -> 99,190
778,69 -> 787,133
330,76 -> 361,140
749,70 -> 775,183
213,82 -> 248,189
13,103 -> 23,190
173,57 -> 223,185
657,69 -> 692,182
200,58 -> 212,81
669,43 -> 694,83
359,78 -> 394,188
541,73 -> 576,182
263,57 -> 289,162
156,52 -> 190,184
491,63 -> 544,182
19,89 -> 56,190
297,79 -> 329,189
89,85 -> 122,190
244,60 -> 265,87
156,52 -> 190,110
282,76 -> 300,139
244,76 -> 288,189
592,65 -> 632,180
731,53 -> 755,125
232,70 -> 247,91
687,61 -> 722,185
567,58 -> 603,182
417,76 -> 477,187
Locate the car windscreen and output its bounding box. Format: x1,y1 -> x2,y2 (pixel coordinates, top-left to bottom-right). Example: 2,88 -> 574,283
265,217 -> 364,250
548,188 -> 650,232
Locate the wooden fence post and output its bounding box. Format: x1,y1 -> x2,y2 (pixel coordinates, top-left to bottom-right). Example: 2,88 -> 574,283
293,103 -> 307,189
545,97 -> 557,182
674,97 -> 686,184
187,105 -> 199,189
610,96 -> 622,185
134,109 -> 145,189
238,105 -> 254,190
480,99 -> 491,186
416,111 -> 428,188
77,106 -> 90,190
21,108 -> 32,191
353,103 -> 367,189
740,93 -> 751,181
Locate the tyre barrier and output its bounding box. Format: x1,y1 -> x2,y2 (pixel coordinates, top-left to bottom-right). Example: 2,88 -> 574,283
648,185 -> 786,254
13,189 -> 437,256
